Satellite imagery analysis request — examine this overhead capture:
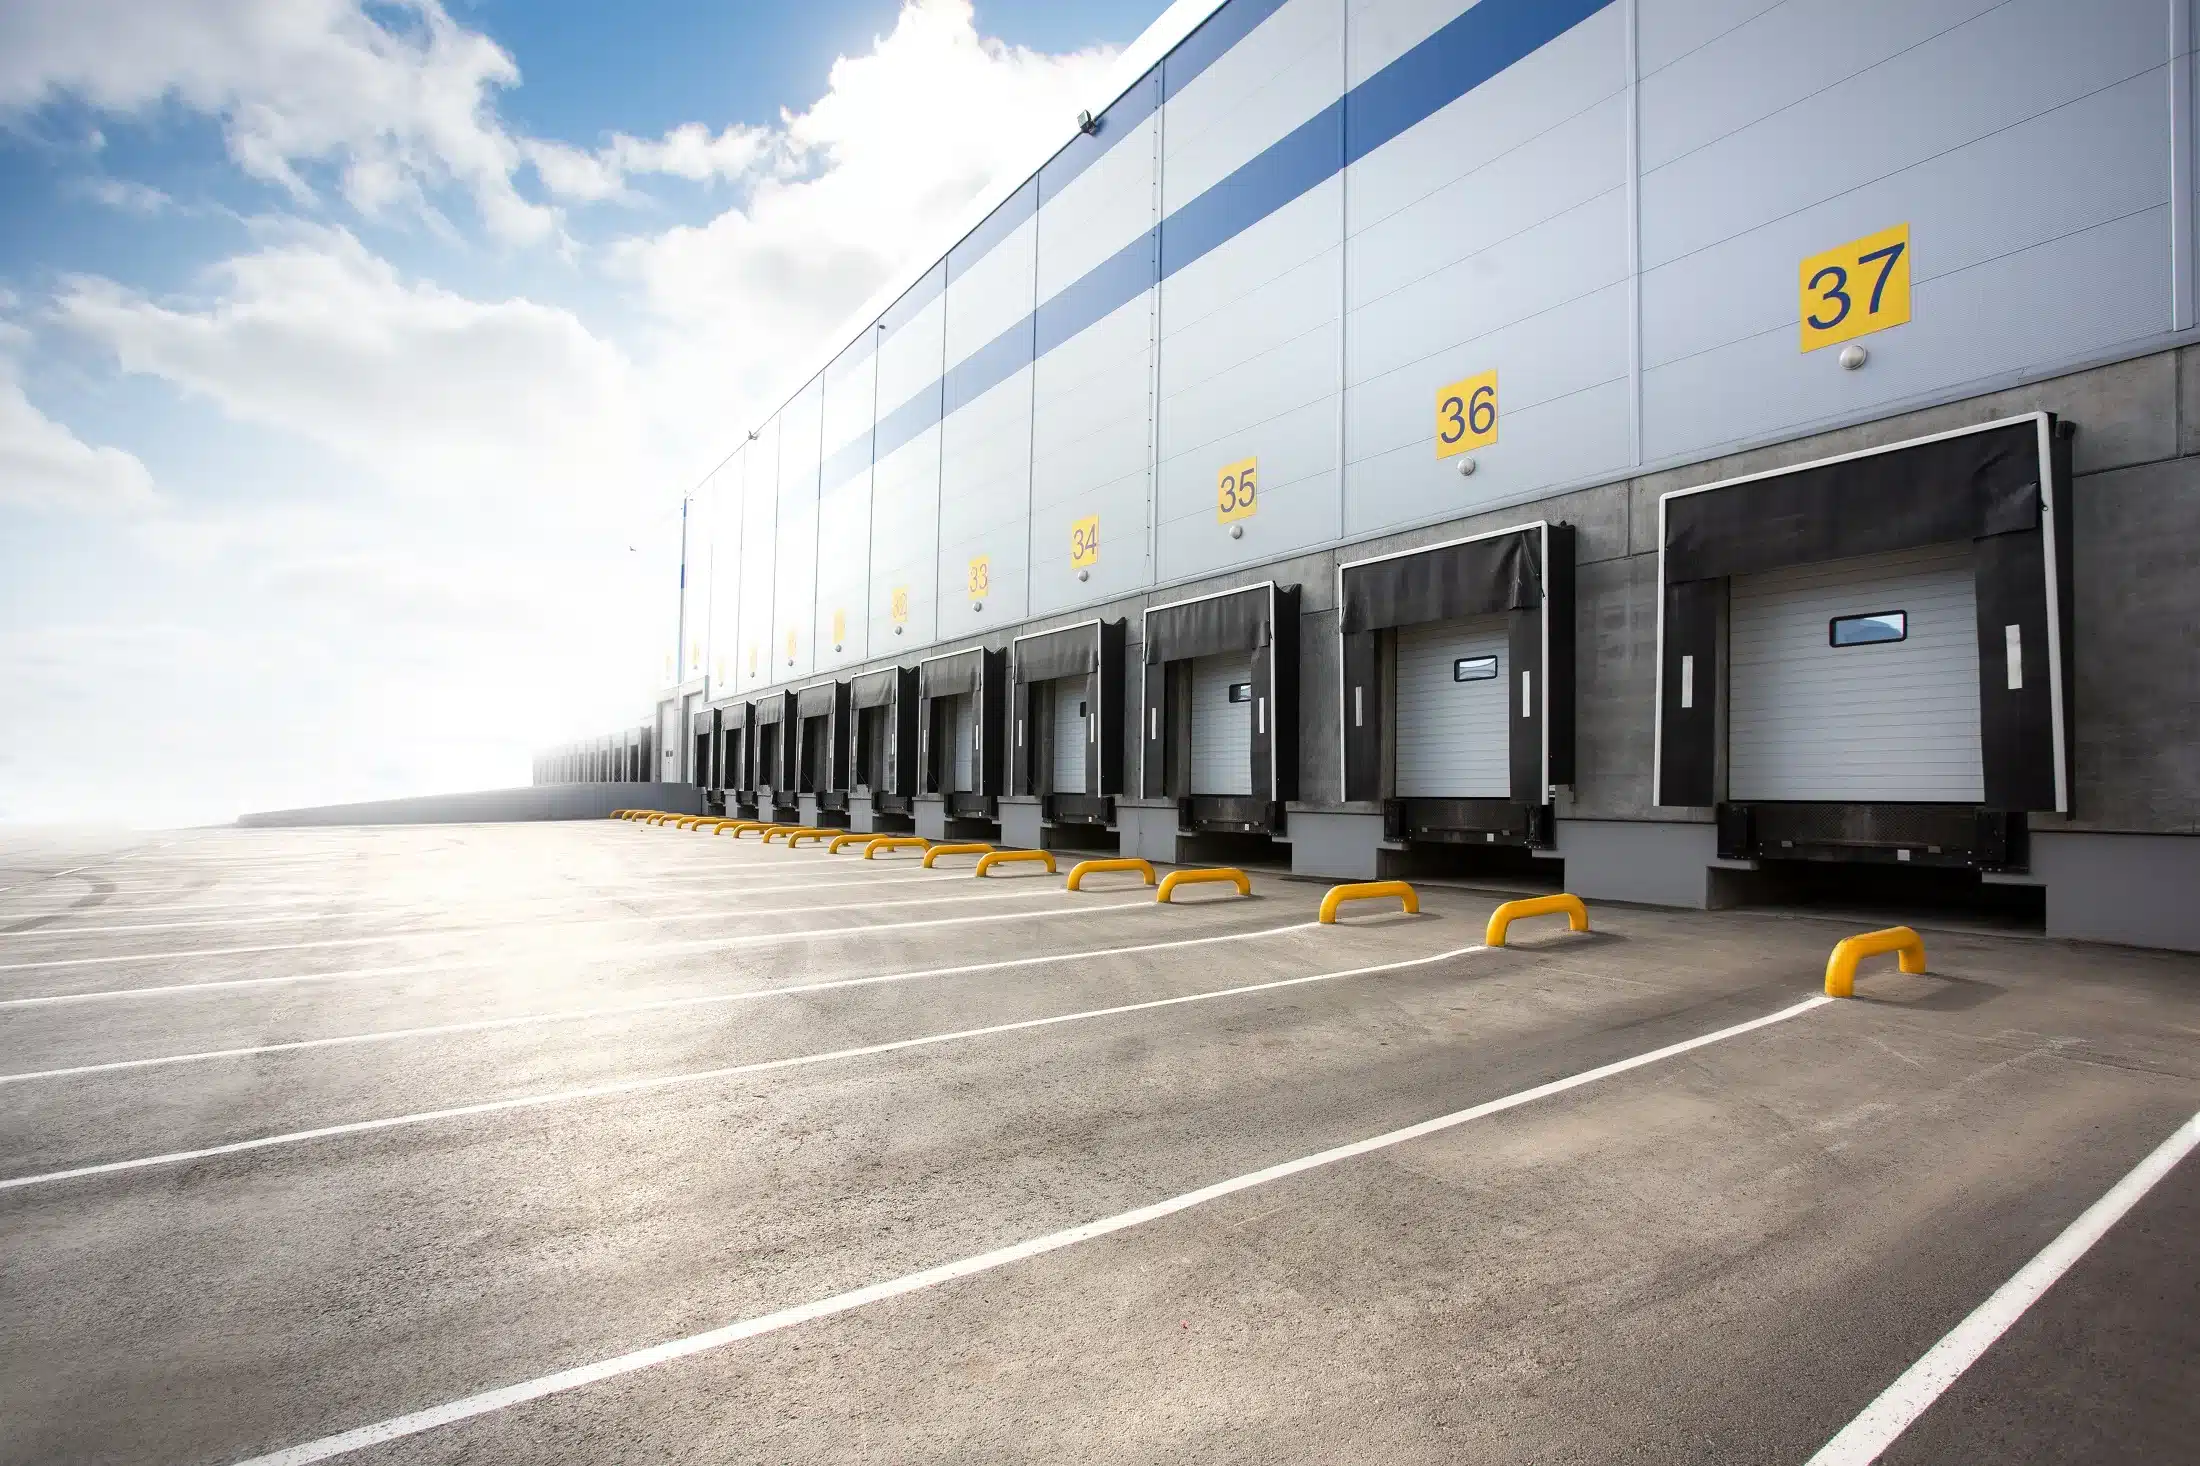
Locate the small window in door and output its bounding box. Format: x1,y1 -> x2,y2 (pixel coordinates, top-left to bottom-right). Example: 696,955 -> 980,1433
1078,701 -> 1088,717
1226,683 -> 1253,703
1452,655 -> 1498,682
1829,610 -> 1907,647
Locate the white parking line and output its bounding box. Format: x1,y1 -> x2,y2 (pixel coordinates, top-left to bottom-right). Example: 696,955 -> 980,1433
0,873 -> 973,940
0,921 -> 1323,1084
222,993 -> 1830,1465
1804,1107 -> 2200,1466
0,886 -> 1071,972
2,937 -> 1517,1191
0,898 -> 1159,1008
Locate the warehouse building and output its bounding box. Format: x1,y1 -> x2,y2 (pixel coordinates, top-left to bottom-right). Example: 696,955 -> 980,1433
554,0 -> 2200,951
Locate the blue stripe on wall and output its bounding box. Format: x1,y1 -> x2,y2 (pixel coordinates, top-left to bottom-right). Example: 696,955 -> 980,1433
822,0 -> 1615,490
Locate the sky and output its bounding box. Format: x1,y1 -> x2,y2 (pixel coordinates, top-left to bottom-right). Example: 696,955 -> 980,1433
0,0 -> 1164,827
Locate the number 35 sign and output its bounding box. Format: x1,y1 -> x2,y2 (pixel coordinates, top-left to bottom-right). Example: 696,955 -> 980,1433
1799,223 -> 1909,351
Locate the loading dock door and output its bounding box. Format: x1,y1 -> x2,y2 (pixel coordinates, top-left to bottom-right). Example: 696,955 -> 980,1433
1728,542 -> 1984,803
949,694 -> 977,793
1190,654 -> 1254,796
1051,679 -> 1089,795
1395,615 -> 1510,798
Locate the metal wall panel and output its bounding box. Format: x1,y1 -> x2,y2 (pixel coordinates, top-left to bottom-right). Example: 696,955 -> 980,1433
1344,0 -> 1629,534
1190,652 -> 1255,795
867,276 -> 946,654
814,336 -> 876,671
1030,97 -> 1160,616
1728,542 -> 1984,803
1051,678 -> 1090,794
679,478 -> 709,686
734,416 -> 779,693
772,376 -> 824,681
705,453 -> 744,702
1393,615 -> 1510,798
1640,0 -> 2169,462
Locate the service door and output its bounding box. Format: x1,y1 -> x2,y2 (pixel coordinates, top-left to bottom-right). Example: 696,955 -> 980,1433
1051,678 -> 1089,794
1189,653 -> 1254,797
1394,615 -> 1511,798
658,702 -> 681,782
949,694 -> 977,793
1728,542 -> 1983,803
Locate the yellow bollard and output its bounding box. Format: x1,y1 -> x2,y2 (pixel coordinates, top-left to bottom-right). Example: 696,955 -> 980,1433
975,850 -> 1055,877
760,824 -> 804,844
1485,893 -> 1589,947
1155,867 -> 1251,903
1823,926 -> 1927,998
1318,880 -> 1418,924
864,836 -> 930,859
922,842 -> 993,869
787,829 -> 834,848
827,833 -> 869,853
1065,857 -> 1157,891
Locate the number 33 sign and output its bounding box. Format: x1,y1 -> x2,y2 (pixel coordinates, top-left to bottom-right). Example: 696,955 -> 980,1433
1800,223 -> 1909,351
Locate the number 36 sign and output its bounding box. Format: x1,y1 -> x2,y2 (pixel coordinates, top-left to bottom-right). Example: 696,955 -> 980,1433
1435,369 -> 1497,458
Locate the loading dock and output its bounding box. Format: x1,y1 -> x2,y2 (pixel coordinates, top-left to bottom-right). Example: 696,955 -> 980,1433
848,666 -> 919,833
917,647 -> 1007,839
1140,583 -> 1299,846
794,680 -> 852,828
1339,522 -> 1575,860
1008,619 -> 1127,847
751,691 -> 799,825
1656,413 -> 2073,872
691,708 -> 720,812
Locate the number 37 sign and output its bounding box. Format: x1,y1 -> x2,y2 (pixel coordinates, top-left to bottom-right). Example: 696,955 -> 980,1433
1799,223 -> 1910,351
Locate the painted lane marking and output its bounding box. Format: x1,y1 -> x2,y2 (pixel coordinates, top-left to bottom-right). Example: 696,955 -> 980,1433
0,873 -> 973,940
0,922 -> 1324,1084
0,899 -> 1159,1009
1804,1106 -> 2200,1466
0,929 -> 1464,1191
223,992 -> 1829,1466
0,886 -> 1075,973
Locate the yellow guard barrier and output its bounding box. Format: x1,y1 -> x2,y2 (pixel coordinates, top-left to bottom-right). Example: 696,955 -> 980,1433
609,810 -> 630,819
712,820 -> 758,836
1319,880 -> 1418,924
922,842 -> 993,868
1065,857 -> 1156,890
827,833 -> 870,853
1824,926 -> 1926,998
975,850 -> 1055,876
864,836 -> 930,859
1485,893 -> 1589,947
787,829 -> 834,848
760,825 -> 804,844
1156,867 -> 1251,903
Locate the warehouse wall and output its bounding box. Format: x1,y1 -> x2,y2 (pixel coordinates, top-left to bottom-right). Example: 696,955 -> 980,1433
669,0 -> 2200,939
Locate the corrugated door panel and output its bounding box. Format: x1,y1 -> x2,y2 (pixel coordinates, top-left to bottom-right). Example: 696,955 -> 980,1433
1729,542 -> 1983,803
1394,615 -> 1511,798
950,694 -> 977,793
1051,679 -> 1089,794
1190,654 -> 1254,796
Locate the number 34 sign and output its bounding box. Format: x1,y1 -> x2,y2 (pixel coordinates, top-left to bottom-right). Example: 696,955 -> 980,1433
1800,223 -> 1910,351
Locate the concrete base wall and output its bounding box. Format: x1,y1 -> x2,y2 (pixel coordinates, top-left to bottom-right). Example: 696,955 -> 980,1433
238,782 -> 704,828
2034,831 -> 2200,951
798,795 -> 820,826
999,797 -> 1043,851
915,798 -> 947,842
849,794 -> 877,834
1555,819 -> 1720,909
1117,801 -> 1180,863
1289,809 -> 1384,879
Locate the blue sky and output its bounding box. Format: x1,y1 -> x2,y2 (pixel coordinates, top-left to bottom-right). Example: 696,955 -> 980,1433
0,0 -> 1165,825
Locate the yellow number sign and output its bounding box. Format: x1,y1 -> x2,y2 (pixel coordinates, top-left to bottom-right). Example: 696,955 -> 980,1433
1800,223 -> 1910,351
831,608 -> 846,645
1070,515 -> 1099,568
1435,369 -> 1498,457
784,629 -> 797,662
967,556 -> 991,597
1216,456 -> 1257,523
890,586 -> 909,624
746,645 -> 758,677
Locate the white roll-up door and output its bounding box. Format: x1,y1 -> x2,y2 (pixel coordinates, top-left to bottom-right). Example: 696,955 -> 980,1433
1190,653 -> 1254,796
950,694 -> 977,793
1394,615 -> 1511,799
1729,541 -> 1983,803
1051,678 -> 1089,794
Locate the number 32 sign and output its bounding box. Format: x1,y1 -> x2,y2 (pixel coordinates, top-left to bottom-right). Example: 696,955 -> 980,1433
1800,223 -> 1909,351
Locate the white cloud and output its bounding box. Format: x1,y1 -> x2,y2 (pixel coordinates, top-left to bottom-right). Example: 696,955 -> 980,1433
0,324 -> 157,513
0,0 -> 554,243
